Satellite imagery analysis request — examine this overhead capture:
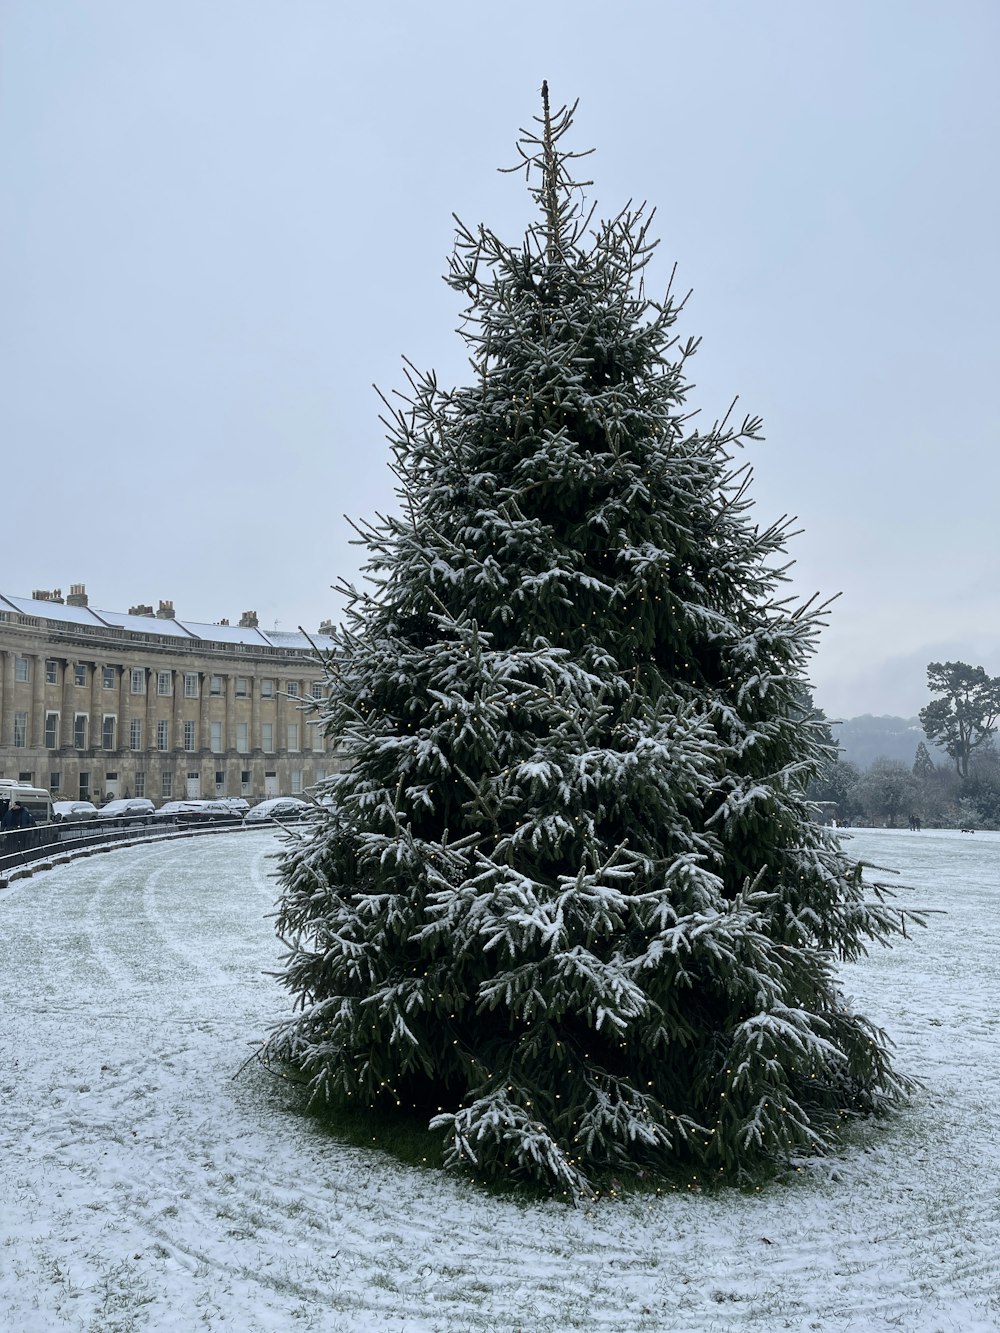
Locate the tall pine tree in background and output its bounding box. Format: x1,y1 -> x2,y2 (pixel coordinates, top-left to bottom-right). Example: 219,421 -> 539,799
270,88 -> 918,1197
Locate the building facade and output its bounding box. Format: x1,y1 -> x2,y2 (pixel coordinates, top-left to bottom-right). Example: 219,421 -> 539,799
0,585 -> 343,805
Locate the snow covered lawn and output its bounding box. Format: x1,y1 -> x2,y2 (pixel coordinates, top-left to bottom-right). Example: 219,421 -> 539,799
1,827 -> 998,1331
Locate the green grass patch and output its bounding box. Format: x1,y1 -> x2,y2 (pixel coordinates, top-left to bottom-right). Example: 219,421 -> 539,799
288,1081 -> 447,1174
262,1055 -> 880,1205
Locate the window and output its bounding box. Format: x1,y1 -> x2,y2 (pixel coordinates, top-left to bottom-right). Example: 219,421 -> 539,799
74,714 -> 88,748
261,722 -> 273,753
79,772 -> 90,799
18,771 -> 32,783
312,722 -> 325,752
50,772 -> 61,793
311,682 -> 324,700
161,772 -> 173,799
157,671 -> 172,696
286,723 -> 299,752
290,769 -> 303,794
103,666 -> 115,689
156,720 -> 169,751
13,712 -> 27,747
131,669 -> 145,694
210,721 -> 223,754
184,673 -> 199,698
15,657 -> 29,682
235,677 -> 249,698
210,675 -> 223,695
46,659 -> 59,685
135,772 -> 146,798
129,719 -> 143,751
44,712 -> 59,748
236,722 -> 249,753
74,664 -> 87,687
261,678 -> 274,698
183,720 -> 197,751
102,715 -> 116,750
286,681 -> 299,699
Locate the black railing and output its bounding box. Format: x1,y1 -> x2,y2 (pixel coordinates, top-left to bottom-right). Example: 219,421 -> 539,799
0,814 -> 249,882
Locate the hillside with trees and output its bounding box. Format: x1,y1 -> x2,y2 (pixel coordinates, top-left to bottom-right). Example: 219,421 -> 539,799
829,715 -> 942,770
813,662 -> 1000,828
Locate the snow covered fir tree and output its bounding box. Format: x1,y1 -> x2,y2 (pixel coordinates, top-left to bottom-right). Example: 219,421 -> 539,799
268,87 -> 919,1197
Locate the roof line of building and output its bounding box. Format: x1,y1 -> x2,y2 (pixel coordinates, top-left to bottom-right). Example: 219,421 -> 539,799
0,588 -> 335,651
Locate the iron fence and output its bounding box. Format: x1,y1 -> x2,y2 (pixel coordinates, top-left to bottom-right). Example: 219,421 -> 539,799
0,814 -> 251,884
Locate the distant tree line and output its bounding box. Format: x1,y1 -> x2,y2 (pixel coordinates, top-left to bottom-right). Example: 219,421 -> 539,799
810,661 -> 1000,829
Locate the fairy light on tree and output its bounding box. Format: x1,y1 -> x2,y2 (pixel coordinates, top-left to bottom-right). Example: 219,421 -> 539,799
268,85 -> 921,1198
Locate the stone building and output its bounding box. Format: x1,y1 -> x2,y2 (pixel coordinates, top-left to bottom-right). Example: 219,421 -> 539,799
0,585 -> 343,805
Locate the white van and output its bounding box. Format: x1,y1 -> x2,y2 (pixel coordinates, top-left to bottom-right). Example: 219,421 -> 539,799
0,779 -> 54,826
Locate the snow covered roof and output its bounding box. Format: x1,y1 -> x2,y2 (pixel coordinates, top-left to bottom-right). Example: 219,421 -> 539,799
176,619 -> 271,647
0,591 -> 336,655
96,608 -> 198,639
0,593 -> 106,627
265,628 -> 331,653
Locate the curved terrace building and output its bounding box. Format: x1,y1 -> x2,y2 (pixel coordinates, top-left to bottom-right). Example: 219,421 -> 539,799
0,584 -> 342,805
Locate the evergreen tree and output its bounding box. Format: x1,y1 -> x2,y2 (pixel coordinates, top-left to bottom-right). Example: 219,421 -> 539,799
808,758 -> 862,826
269,88 -> 919,1197
855,758 -> 916,829
919,661 -> 1000,779
912,741 -> 935,780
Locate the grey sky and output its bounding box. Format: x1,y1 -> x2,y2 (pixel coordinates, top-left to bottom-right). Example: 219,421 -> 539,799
3,1 -> 997,720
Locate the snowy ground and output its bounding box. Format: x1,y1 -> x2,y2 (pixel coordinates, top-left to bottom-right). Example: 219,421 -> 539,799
1,827 -> 998,1332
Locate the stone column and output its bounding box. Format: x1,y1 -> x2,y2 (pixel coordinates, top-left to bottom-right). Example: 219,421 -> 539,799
276,677 -> 287,757
31,654 -> 46,748
199,672 -> 209,753
145,667 -> 157,752
91,661 -> 104,752
172,669 -> 184,751
225,674 -> 234,751
61,659 -> 74,747
119,666 -> 130,749
0,651 -> 11,746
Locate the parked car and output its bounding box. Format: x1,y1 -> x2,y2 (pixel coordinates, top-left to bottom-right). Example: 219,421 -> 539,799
153,799 -> 232,824
215,797 -> 250,817
52,800 -> 100,823
243,797 -> 310,824
96,798 -> 156,822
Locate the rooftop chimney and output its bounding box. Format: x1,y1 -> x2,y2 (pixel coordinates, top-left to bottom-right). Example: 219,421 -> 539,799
66,584 -> 88,608
318,619 -> 335,636
238,610 -> 259,628
156,599 -> 175,620
128,604 -> 155,618
32,588 -> 65,603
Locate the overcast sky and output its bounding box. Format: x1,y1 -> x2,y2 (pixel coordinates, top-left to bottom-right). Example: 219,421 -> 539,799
3,1 -> 997,719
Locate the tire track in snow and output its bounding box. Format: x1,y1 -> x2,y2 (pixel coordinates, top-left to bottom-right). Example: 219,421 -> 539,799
4,828 -> 1000,1331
